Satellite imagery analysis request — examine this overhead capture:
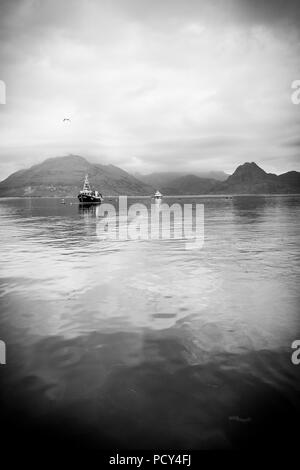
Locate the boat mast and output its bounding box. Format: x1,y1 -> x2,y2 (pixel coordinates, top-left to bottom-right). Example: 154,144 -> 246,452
83,174 -> 91,192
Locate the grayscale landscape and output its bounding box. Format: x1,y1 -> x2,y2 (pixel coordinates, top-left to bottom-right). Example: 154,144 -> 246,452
0,0 -> 299,462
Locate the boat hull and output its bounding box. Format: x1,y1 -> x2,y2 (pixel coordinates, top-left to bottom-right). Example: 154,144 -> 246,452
78,194 -> 102,203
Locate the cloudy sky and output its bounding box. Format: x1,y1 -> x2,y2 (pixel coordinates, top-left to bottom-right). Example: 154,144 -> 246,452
0,0 -> 299,180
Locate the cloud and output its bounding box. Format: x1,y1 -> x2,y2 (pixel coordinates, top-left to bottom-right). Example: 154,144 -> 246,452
0,0 -> 299,179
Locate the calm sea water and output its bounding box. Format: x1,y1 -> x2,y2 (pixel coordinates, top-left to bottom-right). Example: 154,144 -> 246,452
0,196 -> 300,449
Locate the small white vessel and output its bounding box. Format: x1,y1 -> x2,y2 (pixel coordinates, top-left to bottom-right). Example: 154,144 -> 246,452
153,190 -> 162,201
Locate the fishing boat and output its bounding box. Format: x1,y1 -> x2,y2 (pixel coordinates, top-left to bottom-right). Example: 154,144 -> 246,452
78,174 -> 103,203
153,190 -> 162,202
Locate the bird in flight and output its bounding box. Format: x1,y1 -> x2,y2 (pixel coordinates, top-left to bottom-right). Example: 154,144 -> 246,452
63,118 -> 71,123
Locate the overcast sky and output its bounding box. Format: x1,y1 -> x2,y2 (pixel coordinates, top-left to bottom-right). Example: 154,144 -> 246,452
0,0 -> 299,180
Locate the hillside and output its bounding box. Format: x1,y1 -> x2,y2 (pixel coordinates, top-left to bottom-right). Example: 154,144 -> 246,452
214,162 -> 300,194
135,170 -> 228,188
0,155 -> 154,197
161,175 -> 218,195
0,158 -> 299,197
137,163 -> 300,195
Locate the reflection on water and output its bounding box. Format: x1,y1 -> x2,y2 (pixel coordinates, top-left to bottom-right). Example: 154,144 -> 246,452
0,196 -> 300,449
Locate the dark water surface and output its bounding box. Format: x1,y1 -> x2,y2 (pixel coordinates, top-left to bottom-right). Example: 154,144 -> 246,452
0,196 -> 299,450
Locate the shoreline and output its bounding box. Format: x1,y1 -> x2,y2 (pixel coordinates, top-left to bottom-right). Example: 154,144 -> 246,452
0,193 -> 300,200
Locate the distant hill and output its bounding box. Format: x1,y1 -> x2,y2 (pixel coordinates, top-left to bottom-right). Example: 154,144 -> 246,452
0,158 -> 299,197
278,171 -> 300,188
135,170 -> 228,188
135,163 -> 300,194
161,175 -> 219,195
0,155 -> 154,197
215,162 -> 300,194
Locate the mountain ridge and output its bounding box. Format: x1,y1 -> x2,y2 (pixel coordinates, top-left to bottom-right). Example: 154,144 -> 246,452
0,156 -> 299,196
215,162 -> 300,194
135,170 -> 228,188
0,155 -> 154,197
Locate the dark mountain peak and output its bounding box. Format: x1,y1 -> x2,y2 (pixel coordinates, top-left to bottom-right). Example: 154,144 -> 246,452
217,161 -> 300,194
228,162 -> 267,183
234,161 -> 266,175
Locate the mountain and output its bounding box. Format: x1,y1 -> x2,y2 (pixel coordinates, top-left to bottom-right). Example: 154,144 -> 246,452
0,158 -> 299,197
161,175 -> 218,195
0,155 -> 154,197
278,171 -> 300,189
201,171 -> 229,181
215,162 -> 300,194
134,172 -> 185,188
135,170 -> 228,188
135,163 -> 300,195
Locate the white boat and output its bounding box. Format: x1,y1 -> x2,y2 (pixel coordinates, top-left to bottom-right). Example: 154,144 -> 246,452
153,190 -> 162,201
